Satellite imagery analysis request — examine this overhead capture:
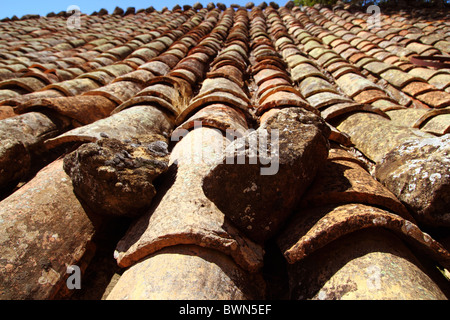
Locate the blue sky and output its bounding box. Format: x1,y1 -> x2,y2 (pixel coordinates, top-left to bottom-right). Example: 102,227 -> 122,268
0,0 -> 285,19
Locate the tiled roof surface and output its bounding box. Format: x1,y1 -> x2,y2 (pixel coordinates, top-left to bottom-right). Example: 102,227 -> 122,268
0,2 -> 449,300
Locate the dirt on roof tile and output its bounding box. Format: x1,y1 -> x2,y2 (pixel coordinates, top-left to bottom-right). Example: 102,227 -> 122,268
0,3 -> 449,301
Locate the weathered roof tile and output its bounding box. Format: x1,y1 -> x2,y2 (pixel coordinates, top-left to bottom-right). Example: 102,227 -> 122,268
0,3 -> 449,301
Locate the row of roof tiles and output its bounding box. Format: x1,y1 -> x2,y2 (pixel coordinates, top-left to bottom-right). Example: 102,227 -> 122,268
0,3 -> 449,300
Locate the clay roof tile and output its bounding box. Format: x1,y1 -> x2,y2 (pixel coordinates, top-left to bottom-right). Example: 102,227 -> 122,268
1,3 -> 449,302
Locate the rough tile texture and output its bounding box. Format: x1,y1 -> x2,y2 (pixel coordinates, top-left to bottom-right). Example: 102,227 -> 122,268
0,2 -> 449,300
202,107 -> 330,244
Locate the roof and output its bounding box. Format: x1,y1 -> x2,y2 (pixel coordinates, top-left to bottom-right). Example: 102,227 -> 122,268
0,2 -> 449,301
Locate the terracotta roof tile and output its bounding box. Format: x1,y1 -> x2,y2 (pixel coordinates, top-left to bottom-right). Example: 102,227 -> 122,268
0,3 -> 449,301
